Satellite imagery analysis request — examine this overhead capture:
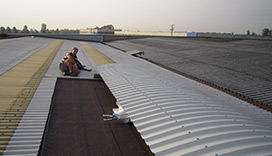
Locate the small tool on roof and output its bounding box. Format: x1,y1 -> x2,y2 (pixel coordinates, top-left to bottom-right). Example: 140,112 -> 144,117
103,101 -> 131,124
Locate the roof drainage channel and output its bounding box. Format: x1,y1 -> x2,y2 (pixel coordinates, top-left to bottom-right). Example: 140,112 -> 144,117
97,60 -> 272,155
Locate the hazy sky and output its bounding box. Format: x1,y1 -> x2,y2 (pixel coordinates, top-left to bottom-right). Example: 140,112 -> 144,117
1,0 -> 271,34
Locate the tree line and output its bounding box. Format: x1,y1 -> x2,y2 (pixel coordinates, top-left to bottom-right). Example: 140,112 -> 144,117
1,23 -> 271,36
94,24 -> 114,30
261,28 -> 272,36
0,24 -> 79,34
247,28 -> 271,36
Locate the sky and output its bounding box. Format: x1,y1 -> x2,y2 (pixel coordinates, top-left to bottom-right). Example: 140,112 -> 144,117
1,0 -> 272,34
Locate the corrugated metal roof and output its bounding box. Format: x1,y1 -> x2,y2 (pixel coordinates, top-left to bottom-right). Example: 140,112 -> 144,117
1,39 -> 63,155
2,39 -> 272,156
1,39 -> 97,155
92,42 -> 272,156
3,77 -> 56,156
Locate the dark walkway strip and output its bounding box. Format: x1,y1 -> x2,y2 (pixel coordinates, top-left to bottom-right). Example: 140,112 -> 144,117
39,78 -> 153,156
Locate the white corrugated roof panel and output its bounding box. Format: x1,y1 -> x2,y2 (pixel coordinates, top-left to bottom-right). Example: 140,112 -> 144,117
92,42 -> 272,156
2,40 -> 97,155
2,39 -> 271,156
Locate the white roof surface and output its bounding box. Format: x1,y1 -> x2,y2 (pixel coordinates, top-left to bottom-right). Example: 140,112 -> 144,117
2,38 -> 272,156
2,38 -> 97,155
91,42 -> 272,156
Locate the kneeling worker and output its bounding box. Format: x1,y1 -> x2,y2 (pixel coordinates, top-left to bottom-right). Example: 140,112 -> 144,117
59,47 -> 91,76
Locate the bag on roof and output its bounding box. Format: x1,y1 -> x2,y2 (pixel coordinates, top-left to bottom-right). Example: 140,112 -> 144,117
59,62 -> 68,73
75,59 -> 85,70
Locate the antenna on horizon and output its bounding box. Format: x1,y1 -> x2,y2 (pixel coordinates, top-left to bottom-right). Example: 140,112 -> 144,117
170,24 -> 174,36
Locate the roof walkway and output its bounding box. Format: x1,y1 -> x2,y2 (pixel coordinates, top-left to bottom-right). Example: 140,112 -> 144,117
1,37 -> 272,156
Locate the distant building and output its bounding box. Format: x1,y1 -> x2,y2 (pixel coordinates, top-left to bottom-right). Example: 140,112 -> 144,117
80,28 -> 93,34
94,28 -> 122,34
80,28 -> 122,35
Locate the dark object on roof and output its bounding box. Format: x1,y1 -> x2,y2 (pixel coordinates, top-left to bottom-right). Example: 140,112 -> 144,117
126,50 -> 144,56
94,73 -> 102,79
